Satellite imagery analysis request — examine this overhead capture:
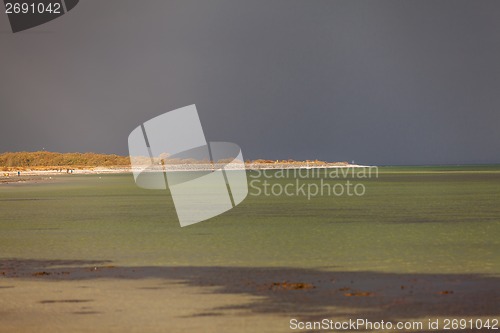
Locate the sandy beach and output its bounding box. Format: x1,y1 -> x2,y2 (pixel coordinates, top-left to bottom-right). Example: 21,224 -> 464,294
1,259 -> 498,333
0,163 -> 374,185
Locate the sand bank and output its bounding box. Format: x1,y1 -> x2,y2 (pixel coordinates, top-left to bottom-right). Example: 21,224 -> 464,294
0,258 -> 498,333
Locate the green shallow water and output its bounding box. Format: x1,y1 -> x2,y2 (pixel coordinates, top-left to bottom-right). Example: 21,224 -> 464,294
0,166 -> 499,275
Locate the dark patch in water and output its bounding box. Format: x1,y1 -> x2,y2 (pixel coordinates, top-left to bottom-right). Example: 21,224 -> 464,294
40,299 -> 93,304
22,228 -> 61,231
0,198 -> 51,201
72,311 -> 101,315
187,312 -> 223,317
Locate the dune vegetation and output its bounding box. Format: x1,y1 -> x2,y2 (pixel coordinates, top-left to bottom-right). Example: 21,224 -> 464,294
0,151 -> 350,171
0,151 -> 130,171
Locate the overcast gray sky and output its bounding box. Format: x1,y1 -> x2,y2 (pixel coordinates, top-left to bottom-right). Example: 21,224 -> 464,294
1,0 -> 499,165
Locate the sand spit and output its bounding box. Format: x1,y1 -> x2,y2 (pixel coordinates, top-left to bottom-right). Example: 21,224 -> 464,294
2,163 -> 372,175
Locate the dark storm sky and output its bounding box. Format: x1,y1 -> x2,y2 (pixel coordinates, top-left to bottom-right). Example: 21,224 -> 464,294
1,0 -> 499,165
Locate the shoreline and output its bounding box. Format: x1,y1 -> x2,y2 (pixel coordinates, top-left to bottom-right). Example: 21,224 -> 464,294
0,164 -> 374,182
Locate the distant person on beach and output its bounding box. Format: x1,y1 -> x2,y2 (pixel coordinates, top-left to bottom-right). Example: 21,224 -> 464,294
17,171 -> 20,176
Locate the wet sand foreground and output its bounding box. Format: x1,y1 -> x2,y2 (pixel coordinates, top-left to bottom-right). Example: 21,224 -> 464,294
1,259 -> 498,333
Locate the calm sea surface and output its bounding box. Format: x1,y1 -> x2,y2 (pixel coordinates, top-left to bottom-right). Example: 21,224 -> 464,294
1,166 -> 499,275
